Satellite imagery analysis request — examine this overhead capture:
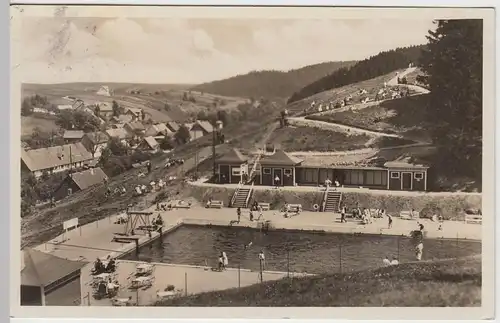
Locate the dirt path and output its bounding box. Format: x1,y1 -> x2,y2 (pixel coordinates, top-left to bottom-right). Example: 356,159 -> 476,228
288,116 -> 402,138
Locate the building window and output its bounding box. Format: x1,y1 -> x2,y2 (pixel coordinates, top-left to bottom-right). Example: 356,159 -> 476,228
390,172 -> 400,179
232,168 -> 241,176
414,172 -> 424,180
263,168 -> 271,175
346,170 -> 364,185
284,168 -> 292,176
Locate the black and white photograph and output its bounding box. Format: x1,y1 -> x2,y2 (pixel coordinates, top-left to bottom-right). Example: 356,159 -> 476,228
10,5 -> 495,319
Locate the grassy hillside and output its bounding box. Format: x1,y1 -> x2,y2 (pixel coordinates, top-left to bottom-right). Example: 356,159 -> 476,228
305,94 -> 431,143
288,45 -> 424,103
156,256 -> 481,307
192,61 -> 356,99
22,83 -> 247,123
21,115 -> 59,136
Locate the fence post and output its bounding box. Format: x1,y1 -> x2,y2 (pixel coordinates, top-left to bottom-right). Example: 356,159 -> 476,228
136,287 -> 139,306
87,292 -> 91,306
238,264 -> 241,288
96,219 -> 99,228
456,232 -> 459,259
185,272 -> 188,296
79,225 -> 82,236
259,259 -> 263,283
339,244 -> 343,274
287,248 -> 290,279
397,235 -> 400,261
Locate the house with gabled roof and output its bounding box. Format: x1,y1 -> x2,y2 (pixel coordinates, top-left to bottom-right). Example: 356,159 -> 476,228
216,148 -> 249,184
137,136 -> 160,153
53,167 -> 108,201
124,121 -> 146,137
144,123 -> 171,137
21,143 -> 94,178
21,248 -> 87,306
165,121 -> 180,133
190,120 -> 214,139
62,130 -> 85,144
105,128 -> 131,142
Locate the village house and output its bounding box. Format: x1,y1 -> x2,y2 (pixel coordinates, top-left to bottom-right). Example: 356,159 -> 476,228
124,121 -> 146,138
95,102 -> 113,119
189,120 -> 214,139
109,114 -> 133,127
217,148 -> 430,192
105,128 -> 132,145
62,130 -> 85,144
53,167 -> 109,201
137,136 -> 160,153
165,121 -> 180,133
125,107 -> 142,120
81,131 -> 109,158
21,143 -> 94,178
57,104 -> 73,111
144,123 -> 171,138
21,248 -> 86,306
72,99 -> 85,110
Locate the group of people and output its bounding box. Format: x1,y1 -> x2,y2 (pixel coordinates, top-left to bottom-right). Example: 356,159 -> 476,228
236,203 -> 264,222
217,250 -> 266,271
92,256 -> 116,275
324,178 -> 341,189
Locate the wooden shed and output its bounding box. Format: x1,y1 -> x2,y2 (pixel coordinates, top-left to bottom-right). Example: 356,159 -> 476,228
216,148 -> 248,184
384,161 -> 429,191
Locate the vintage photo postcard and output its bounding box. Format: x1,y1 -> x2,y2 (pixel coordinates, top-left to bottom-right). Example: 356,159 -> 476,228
10,5 -> 495,319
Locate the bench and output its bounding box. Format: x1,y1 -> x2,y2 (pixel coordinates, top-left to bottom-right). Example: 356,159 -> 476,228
465,215 -> 482,224
258,203 -> 270,211
288,204 -> 302,213
173,203 -> 191,209
400,211 -> 419,220
207,200 -> 223,209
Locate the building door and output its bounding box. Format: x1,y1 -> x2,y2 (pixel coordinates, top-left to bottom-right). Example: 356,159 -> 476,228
272,168 -> 283,186
401,172 -> 412,190
219,165 -> 230,183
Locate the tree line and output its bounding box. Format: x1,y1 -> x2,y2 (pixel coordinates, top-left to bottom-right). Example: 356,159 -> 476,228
287,45 -> 425,103
192,61 -> 356,100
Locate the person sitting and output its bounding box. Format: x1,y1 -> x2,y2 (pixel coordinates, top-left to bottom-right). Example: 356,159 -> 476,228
206,198 -> 213,208
94,258 -> 104,273
106,258 -> 116,272
390,256 -> 399,266
334,179 -> 340,187
383,256 -> 391,266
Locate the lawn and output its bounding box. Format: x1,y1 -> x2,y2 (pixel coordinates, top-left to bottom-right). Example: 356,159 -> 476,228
305,94 -> 431,142
267,126 -> 370,152
156,256 -> 481,307
21,115 -> 60,136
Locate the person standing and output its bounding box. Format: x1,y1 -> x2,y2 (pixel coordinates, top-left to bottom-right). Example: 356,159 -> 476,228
259,250 -> 266,271
274,175 -> 280,189
340,206 -> 347,223
387,213 -> 393,229
382,256 -> 391,266
257,205 -> 264,221
249,209 -> 254,222
237,207 -> 241,223
222,252 -> 228,269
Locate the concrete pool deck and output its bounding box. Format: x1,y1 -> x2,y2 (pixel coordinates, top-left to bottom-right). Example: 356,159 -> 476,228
83,260 -> 307,306
32,205 -> 481,306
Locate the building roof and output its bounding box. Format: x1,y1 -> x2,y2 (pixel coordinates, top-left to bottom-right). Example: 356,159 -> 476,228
216,148 -> 248,164
57,105 -> 73,110
97,102 -> 113,112
69,167 -> 108,190
145,123 -> 170,137
106,128 -> 131,140
125,121 -> 146,132
260,150 -> 302,166
193,120 -> 214,133
384,160 -> 429,169
21,249 -> 87,287
63,130 -> 85,140
166,121 -> 180,132
142,136 -> 159,150
111,114 -> 133,124
21,143 -> 93,172
83,131 -> 109,145
126,107 -> 142,116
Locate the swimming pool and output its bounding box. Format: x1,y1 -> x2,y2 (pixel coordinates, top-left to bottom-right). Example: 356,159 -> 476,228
123,225 -> 481,274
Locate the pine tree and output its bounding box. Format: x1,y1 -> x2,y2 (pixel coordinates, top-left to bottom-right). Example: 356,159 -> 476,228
420,20 -> 483,181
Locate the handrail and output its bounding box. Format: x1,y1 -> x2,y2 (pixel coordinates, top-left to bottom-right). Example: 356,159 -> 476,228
248,151 -> 262,181
321,185 -> 329,212
245,181 -> 254,208
230,180 -> 243,207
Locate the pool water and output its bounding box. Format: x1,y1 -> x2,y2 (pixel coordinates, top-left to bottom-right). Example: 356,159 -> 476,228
124,225 -> 481,274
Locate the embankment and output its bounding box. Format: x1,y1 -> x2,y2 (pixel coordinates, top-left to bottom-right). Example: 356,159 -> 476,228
188,185 -> 481,220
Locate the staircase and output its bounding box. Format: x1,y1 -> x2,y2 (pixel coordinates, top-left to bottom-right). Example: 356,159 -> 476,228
231,186 -> 252,208
323,191 -> 342,212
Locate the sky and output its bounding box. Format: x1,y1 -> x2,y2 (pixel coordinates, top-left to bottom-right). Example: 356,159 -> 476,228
14,16 -> 435,84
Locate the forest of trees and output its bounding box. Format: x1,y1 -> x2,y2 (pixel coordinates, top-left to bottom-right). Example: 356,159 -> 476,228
420,20 -> 482,186
192,61 -> 356,99
287,45 -> 425,103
